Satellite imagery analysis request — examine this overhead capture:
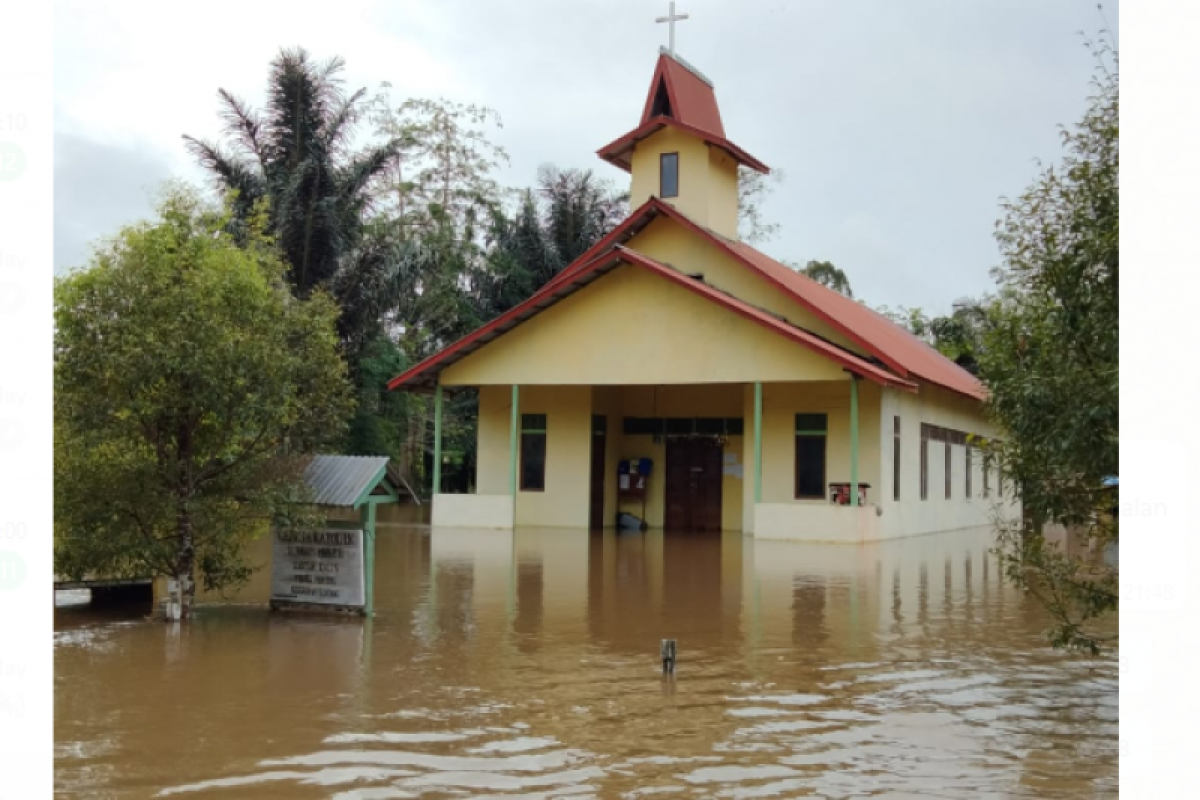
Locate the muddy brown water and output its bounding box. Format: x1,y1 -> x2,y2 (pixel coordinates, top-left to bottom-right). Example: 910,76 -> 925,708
54,524 -> 1117,798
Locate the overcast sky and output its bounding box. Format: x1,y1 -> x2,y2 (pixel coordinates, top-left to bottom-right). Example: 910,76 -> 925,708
54,0 -> 1117,313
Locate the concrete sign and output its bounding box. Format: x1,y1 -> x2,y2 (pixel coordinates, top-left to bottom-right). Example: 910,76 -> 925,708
270,528 -> 365,610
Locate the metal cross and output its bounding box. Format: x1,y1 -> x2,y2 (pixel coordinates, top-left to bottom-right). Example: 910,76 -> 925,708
656,1 -> 689,56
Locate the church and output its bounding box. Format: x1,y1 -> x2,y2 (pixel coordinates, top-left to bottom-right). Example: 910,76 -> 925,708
388,38 -> 1020,542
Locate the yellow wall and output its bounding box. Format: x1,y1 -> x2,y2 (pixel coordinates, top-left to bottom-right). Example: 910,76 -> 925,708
740,380 -> 882,533
708,148 -> 740,240
878,383 -> 1021,538
628,217 -> 868,358
478,385 -> 592,528
628,127 -> 739,239
441,265 -> 849,387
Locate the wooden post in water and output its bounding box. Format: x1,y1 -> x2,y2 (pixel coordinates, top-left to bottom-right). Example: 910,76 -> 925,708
661,638 -> 677,674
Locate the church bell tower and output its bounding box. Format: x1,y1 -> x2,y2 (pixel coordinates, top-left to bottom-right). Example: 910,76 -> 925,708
596,30 -> 769,240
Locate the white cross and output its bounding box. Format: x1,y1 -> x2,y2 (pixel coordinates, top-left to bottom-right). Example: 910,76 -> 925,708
655,1 -> 689,56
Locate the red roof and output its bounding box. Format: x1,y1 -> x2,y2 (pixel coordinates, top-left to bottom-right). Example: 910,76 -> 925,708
550,197 -> 987,401
386,242 -> 917,393
640,51 -> 725,138
598,51 -> 769,175
597,115 -> 770,175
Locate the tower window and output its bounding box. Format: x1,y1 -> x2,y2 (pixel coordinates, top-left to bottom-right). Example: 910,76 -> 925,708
660,152 -> 679,198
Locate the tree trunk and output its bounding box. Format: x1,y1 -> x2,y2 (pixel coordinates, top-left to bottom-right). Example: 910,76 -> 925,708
175,503 -> 196,621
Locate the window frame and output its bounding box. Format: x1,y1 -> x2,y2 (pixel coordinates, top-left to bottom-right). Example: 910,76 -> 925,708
794,413 -> 828,500
660,152 -> 680,198
944,442 -> 952,500
920,426 -> 929,501
893,415 -> 901,501
519,413 -> 547,492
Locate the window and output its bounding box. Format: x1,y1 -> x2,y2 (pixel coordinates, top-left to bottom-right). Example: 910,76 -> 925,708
965,445 -> 972,498
660,152 -> 679,198
520,413 -> 547,491
794,413 -> 827,499
920,426 -> 929,500
621,417 -> 743,436
893,416 -> 901,501
983,453 -> 991,498
945,442 -> 952,499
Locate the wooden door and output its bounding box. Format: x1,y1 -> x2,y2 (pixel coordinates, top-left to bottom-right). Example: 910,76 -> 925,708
665,438 -> 723,531
589,415 -> 606,530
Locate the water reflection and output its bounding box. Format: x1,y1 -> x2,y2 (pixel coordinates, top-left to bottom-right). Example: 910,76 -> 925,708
55,525 -> 1117,797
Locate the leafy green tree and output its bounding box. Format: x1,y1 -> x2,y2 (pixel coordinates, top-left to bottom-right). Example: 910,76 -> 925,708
184,47 -> 401,353
981,44 -> 1119,652
877,299 -> 995,374
54,185 -> 354,619
370,95 -> 510,240
798,259 -> 854,298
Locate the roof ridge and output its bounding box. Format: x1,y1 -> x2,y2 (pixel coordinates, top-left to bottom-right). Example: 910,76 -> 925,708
658,47 -> 714,88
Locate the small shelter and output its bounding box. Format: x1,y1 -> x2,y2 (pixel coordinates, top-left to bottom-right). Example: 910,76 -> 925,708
270,455 -> 403,616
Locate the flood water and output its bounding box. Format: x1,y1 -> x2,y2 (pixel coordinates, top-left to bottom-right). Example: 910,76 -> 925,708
55,525 -> 1118,798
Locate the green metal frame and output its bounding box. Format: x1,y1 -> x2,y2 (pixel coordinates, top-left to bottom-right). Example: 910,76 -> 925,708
849,375 -> 860,507
754,382 -> 763,505
433,385 -> 443,497
510,385 -> 520,525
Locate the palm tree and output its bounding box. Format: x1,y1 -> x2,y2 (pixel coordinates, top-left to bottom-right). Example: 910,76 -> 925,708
184,48 -> 402,344
537,165 -> 628,268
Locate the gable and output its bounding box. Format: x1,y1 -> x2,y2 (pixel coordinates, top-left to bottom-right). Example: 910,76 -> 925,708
439,264 -> 850,387
625,215 -> 869,357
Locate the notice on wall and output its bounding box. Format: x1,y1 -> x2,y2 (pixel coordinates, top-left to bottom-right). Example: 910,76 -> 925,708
723,451 -> 743,479
270,528 -> 365,610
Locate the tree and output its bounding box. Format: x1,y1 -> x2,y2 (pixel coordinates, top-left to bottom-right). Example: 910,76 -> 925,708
738,166 -> 784,244
798,260 -> 854,298
877,298 -> 995,374
536,164 -> 629,268
184,47 -> 401,354
980,44 -> 1119,653
54,185 -> 354,619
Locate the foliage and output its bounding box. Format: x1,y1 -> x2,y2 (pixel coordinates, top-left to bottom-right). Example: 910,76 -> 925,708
342,335 -> 411,459
797,260 -> 854,298
737,166 -> 784,244
536,164 -> 629,267
54,185 -> 355,618
980,44 -> 1119,653
876,299 -> 995,374
184,47 -> 402,357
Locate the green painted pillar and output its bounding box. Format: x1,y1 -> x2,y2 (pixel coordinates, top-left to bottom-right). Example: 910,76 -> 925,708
432,385 -> 443,496
364,501 -> 377,617
850,375 -> 860,508
510,385 -> 520,522
754,382 -> 763,505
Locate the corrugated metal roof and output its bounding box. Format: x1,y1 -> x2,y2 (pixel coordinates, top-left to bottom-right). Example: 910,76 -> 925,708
599,51 -> 768,175
643,50 -> 726,137
386,238 -> 916,393
387,197 -> 987,402
302,455 -> 391,507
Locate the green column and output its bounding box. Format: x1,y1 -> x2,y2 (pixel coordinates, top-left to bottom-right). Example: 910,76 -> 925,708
364,501 -> 377,617
432,385 -> 443,496
510,385 -> 520,521
850,375 -> 860,508
754,382 -> 763,504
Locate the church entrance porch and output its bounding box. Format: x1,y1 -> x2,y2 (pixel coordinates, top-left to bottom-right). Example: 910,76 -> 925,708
429,380 -> 889,541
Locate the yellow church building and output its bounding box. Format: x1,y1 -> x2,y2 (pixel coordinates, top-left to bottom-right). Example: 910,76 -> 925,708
389,47 -> 1019,542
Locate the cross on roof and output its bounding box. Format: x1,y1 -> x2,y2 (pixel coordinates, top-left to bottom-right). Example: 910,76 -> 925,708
655,1 -> 689,57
